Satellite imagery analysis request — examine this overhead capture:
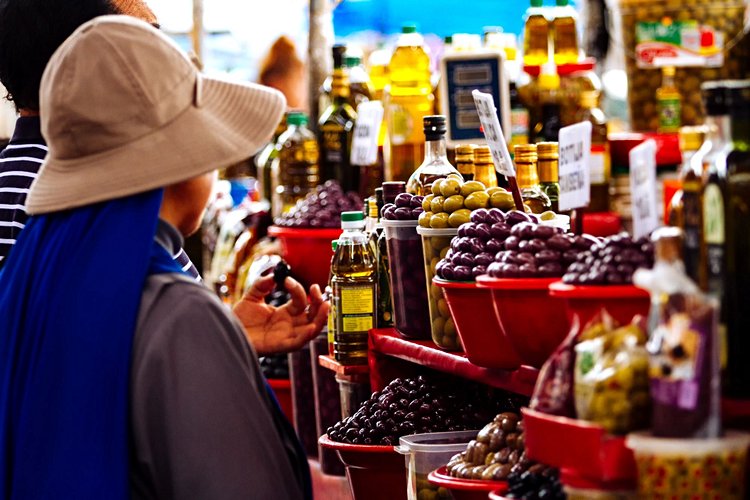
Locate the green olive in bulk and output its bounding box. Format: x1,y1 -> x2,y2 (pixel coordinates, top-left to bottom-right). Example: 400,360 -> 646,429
432,179 -> 444,196
430,212 -> 450,228
445,317 -> 457,337
422,194 -> 434,212
443,195 -> 465,213
430,196 -> 445,213
446,173 -> 463,182
540,210 -> 556,221
438,298 -> 450,317
419,210 -> 433,228
432,316 -> 445,337
460,181 -> 485,197
440,178 -> 462,197
430,257 -> 440,275
449,209 -> 471,228
465,191 -> 490,210
490,191 -> 515,210
439,246 -> 450,259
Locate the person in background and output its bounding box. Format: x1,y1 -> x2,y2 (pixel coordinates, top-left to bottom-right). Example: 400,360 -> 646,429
0,16 -> 326,499
258,35 -> 307,111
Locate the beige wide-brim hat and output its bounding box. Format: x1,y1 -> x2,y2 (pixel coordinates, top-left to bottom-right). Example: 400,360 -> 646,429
26,15 -> 286,215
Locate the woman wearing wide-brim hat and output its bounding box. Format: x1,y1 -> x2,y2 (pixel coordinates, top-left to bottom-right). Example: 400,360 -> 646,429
0,16 -> 325,500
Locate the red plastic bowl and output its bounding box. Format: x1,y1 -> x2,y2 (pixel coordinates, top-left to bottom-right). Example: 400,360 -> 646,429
548,281 -> 650,327
433,278 -> 522,370
268,226 -> 342,289
582,212 -> 622,238
522,408 -> 637,486
267,378 -> 293,424
319,434 -> 407,500
476,276 -> 569,369
427,466 -> 508,500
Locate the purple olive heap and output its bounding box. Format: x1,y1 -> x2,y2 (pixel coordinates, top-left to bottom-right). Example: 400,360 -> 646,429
562,232 -> 654,285
274,180 -> 363,228
326,376 -> 525,446
381,192 -> 425,221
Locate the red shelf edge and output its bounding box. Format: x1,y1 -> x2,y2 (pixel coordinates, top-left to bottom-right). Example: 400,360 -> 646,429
368,329 -> 539,396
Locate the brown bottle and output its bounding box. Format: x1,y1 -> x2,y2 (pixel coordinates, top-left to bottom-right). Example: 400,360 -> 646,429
455,145 -> 476,181
514,144 -> 551,213
576,90 -> 610,212
473,146 -> 499,189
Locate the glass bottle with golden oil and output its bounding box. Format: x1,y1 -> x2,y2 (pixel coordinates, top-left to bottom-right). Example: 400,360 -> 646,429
406,115 -> 462,195
677,126 -> 708,284
385,25 -> 434,184
319,45 -> 359,192
345,55 -> 372,110
523,0 -> 549,67
537,142 -> 560,213
514,144 -> 551,213
576,90 -> 610,212
533,63 -> 562,143
255,117 -> 286,204
552,0 -> 579,65
274,111 -> 319,217
657,66 -> 682,133
332,211 -> 376,365
327,239 -> 338,357
455,144 -> 476,181
369,189 -> 392,328
473,145 -> 500,189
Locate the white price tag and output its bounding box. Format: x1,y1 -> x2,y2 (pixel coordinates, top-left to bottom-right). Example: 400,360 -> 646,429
472,90 -> 515,177
558,121 -> 592,212
629,139 -> 659,239
350,101 -> 384,166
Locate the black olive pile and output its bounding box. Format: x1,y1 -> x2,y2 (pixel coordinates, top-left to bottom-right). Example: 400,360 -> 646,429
327,376 -> 525,446
274,180 -> 363,228
381,192 -> 425,221
259,354 -> 289,379
563,232 -> 654,285
506,468 -> 566,499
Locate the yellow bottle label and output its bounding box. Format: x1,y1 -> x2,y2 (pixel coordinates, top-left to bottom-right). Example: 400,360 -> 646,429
341,286 -> 374,315
343,315 -> 374,332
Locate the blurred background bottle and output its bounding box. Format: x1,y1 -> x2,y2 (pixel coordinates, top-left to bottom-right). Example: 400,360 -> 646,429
385,25 -> 434,183
523,0 -> 549,67
537,142 -> 560,213
551,0 -> 579,65
657,66 -> 682,134
406,115 -> 462,195
274,111 -> 319,217
576,90 -> 610,212
514,143 -> 551,213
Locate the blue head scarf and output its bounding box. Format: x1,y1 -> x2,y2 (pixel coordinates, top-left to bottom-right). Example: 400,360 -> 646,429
0,189 -> 183,499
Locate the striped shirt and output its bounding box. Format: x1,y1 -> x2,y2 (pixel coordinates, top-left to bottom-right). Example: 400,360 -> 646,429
0,116 -> 200,280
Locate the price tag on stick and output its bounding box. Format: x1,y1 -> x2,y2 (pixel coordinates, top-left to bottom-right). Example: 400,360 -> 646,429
472,90 -> 524,210
558,121 -> 592,212
629,139 -> 659,239
350,101 -> 384,167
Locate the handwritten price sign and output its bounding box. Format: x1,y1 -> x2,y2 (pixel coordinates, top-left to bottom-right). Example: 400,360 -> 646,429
350,101 -> 384,166
472,90 -> 515,177
629,139 -> 659,239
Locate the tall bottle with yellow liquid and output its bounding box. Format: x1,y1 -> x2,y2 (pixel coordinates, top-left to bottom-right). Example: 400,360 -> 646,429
274,111 -> 319,216
385,25 -> 434,184
523,0 -> 549,66
552,0 -> 579,65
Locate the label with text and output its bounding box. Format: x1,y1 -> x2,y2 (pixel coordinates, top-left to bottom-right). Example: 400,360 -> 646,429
558,121 -> 592,211
629,139 -> 659,239
472,90 -> 515,177
351,101 -> 384,166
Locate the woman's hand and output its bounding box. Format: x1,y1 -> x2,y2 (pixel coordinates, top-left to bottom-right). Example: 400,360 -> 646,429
232,275 -> 329,356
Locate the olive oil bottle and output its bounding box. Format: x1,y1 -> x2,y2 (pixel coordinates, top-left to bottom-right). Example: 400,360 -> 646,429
657,66 -> 681,133
552,0 -> 579,65
514,144 -> 551,213
576,90 -> 610,212
327,239 -> 338,357
274,111 -> 319,217
537,142 -> 560,212
319,45 -> 359,192
677,126 -> 707,284
455,145 -> 476,181
385,25 -> 434,183
523,0 -> 549,67
473,145 -> 500,189
255,117 -> 286,203
332,211 -> 376,365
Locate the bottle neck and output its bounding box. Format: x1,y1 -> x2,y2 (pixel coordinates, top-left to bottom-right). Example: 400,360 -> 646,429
331,68 -> 351,100
516,159 -> 540,189
538,158 -> 558,183
424,137 -> 448,162
662,74 -> 675,88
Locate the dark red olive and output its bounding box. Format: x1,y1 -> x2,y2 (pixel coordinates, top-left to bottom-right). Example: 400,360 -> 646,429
470,208 -> 490,224
395,193 -> 413,208
486,238 -> 504,254
535,249 -> 561,264
486,208 -> 505,224
490,223 -> 511,240
547,234 -> 573,251
504,236 -> 520,251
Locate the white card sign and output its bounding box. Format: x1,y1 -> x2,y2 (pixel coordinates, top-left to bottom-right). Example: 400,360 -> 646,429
472,90 -> 516,177
629,139 -> 659,239
558,121 -> 592,211
350,100 -> 384,166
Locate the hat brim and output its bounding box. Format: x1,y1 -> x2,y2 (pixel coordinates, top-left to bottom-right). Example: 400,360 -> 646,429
26,77 -> 285,215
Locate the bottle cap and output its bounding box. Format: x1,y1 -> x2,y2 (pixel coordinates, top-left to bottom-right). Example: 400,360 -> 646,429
331,240 -> 338,251
332,44 -> 346,69
368,198 -> 379,218
473,145 -> 493,164
514,144 -> 537,161
344,55 -> 361,68
402,24 -> 417,34
341,211 -> 365,229
700,81 -> 727,117
556,0 -> 569,6
652,226 -> 683,263
456,144 -> 476,162
537,142 -> 559,159
661,66 -> 676,78
423,115 -> 447,141
678,126 -> 707,153
286,111 -> 308,127
530,0 -> 543,7
444,35 -> 453,45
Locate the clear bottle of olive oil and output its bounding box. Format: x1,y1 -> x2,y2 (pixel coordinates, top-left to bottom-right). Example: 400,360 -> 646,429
523,0 -> 549,67
552,0 -> 579,65
332,211 -> 376,365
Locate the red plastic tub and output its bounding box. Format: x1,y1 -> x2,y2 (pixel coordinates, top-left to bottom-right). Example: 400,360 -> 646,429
433,278 -> 522,370
267,378 -> 293,423
267,226 -> 342,289
582,212 -> 622,238
427,466 -> 508,500
548,282 -> 650,327
522,408 -> 637,486
476,276 -> 569,368
319,434 -> 407,500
